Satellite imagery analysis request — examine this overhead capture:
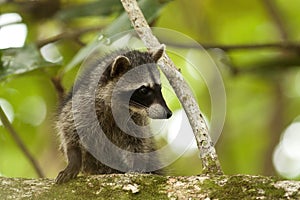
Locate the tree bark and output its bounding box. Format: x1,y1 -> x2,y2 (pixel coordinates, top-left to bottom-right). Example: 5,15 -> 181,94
1,174 -> 299,199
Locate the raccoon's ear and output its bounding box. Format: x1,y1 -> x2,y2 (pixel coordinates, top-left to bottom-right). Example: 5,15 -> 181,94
151,44 -> 165,63
110,55 -> 131,77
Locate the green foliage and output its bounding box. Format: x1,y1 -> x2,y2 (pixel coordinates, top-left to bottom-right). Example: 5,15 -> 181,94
55,0 -> 122,21
0,45 -> 56,80
63,0 -> 172,74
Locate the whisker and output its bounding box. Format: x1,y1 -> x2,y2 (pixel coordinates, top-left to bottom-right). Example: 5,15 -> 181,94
125,110 -> 134,126
129,101 -> 147,109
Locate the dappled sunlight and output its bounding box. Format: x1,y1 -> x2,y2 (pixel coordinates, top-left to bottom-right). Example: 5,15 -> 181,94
273,121 -> 300,179
166,109 -> 198,155
0,13 -> 27,49
40,43 -> 63,63
18,96 -> 47,127
0,98 -> 14,126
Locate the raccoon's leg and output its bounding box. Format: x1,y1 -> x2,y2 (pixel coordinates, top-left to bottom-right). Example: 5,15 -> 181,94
55,146 -> 82,184
82,150 -> 121,174
81,150 -> 99,174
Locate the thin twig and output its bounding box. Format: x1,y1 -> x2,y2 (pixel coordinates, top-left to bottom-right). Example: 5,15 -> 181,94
262,0 -> 288,41
120,0 -> 223,175
0,106 -> 44,178
36,26 -> 103,48
36,25 -> 300,52
263,81 -> 284,176
51,75 -> 65,103
168,42 -> 300,52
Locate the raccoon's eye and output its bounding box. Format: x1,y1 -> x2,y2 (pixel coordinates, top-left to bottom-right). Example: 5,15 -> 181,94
138,86 -> 152,95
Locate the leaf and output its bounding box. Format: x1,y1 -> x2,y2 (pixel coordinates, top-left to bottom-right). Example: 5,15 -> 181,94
0,45 -> 56,80
62,0 -> 172,74
55,0 -> 122,21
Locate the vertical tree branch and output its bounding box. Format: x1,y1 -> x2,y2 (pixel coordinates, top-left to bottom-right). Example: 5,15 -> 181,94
262,0 -> 288,41
263,81 -> 284,176
0,106 -> 44,178
120,0 -> 223,175
51,75 -> 65,103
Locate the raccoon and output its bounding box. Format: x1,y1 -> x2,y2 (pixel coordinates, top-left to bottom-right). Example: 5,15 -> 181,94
55,45 -> 172,184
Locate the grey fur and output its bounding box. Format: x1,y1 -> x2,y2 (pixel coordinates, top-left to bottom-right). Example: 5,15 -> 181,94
55,47 -> 172,184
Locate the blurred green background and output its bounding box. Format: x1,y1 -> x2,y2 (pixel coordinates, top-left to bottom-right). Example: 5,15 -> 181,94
1,0 -> 300,180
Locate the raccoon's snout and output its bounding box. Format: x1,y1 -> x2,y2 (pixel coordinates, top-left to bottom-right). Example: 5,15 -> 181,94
129,84 -> 172,119
148,103 -> 172,119
167,111 -> 172,118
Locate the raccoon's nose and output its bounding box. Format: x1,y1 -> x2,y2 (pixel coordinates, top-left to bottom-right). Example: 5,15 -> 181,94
166,109 -> 172,119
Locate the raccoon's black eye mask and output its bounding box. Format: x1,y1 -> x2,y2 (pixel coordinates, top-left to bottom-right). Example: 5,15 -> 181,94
130,84 -> 161,108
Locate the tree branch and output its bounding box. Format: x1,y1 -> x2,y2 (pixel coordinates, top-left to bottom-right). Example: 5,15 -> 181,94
262,0 -> 289,41
36,26 -> 300,52
1,174 -> 300,199
120,0 -> 223,175
233,54 -> 300,75
166,42 -> 300,52
51,75 -> 65,103
36,26 -> 103,48
0,106 -> 44,178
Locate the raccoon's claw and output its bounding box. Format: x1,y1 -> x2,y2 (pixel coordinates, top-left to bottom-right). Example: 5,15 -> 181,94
55,147 -> 82,184
55,168 -> 79,184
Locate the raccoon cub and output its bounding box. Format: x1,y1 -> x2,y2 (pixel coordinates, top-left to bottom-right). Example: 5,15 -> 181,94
55,45 -> 172,184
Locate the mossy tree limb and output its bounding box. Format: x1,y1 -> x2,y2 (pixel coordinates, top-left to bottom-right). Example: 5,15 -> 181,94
1,174 -> 300,199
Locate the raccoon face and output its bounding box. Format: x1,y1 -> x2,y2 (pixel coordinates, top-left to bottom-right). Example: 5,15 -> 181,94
109,45 -> 172,120
130,84 -> 172,119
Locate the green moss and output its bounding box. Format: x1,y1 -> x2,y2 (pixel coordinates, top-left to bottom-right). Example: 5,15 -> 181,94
200,175 -> 286,200
201,156 -> 223,176
126,174 -> 168,200
35,174 -> 168,200
1,175 -> 298,199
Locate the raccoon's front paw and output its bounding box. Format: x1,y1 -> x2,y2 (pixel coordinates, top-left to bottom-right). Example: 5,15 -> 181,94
55,167 -> 79,184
